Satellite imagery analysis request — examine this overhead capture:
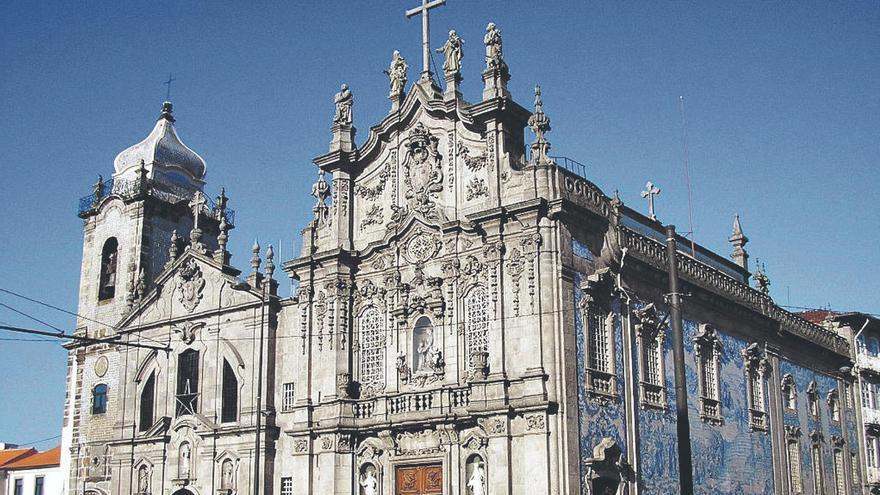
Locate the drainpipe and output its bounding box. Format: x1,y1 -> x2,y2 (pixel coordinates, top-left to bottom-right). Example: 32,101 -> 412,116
666,225 -> 694,494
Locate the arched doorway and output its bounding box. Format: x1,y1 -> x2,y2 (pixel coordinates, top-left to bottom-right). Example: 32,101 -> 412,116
171,489 -> 192,495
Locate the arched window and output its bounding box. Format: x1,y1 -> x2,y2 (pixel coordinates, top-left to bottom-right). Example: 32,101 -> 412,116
358,307 -> 385,390
92,384 -> 108,414
221,360 -> 238,423
139,372 -> 155,431
98,237 -> 119,301
176,350 -> 199,416
464,286 -> 489,368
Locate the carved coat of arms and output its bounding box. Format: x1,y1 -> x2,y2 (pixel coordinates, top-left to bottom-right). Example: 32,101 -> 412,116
176,259 -> 205,313
403,123 -> 444,218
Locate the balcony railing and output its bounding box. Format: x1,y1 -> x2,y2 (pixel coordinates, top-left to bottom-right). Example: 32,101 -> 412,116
78,176 -> 235,225
350,386 -> 472,420
858,352 -> 880,375
864,407 -> 880,426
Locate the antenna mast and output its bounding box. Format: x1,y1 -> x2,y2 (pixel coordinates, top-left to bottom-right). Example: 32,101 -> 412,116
679,96 -> 697,257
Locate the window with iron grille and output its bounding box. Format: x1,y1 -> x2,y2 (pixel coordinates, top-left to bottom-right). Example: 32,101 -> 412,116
869,436 -> 878,468
465,286 -> 489,358
638,327 -> 665,408
811,444 -> 824,493
139,372 -> 155,431
788,439 -> 802,494
282,382 -> 295,411
359,307 -> 385,387
852,451 -> 860,486
833,448 -> 845,495
695,324 -> 722,424
588,308 -> 610,374
281,477 -> 293,495
743,345 -> 769,432
584,305 -> 615,398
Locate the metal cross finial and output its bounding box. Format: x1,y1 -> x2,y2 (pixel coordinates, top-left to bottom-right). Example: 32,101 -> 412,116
164,73 -> 176,101
405,0 -> 446,80
641,181 -> 661,221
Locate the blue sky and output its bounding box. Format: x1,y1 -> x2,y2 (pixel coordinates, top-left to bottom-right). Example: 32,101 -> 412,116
0,1 -> 877,447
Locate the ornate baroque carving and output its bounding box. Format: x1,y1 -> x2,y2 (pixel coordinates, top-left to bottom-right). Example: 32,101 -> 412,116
403,123 -> 444,219
466,177 -> 488,201
176,259 -> 205,313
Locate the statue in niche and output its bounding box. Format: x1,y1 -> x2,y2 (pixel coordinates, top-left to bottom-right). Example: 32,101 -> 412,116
220,459 -> 234,490
467,460 -> 486,495
385,50 -> 408,98
483,22 -> 505,69
360,466 -> 378,495
137,465 -> 149,493
436,30 -> 463,76
410,316 -> 444,386
333,84 -> 353,125
178,443 -> 191,479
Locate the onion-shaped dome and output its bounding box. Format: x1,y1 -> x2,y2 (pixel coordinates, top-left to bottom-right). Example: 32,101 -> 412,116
113,102 -> 206,188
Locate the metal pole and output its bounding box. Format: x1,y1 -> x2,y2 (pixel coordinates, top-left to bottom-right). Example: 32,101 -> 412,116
253,284 -> 267,495
666,225 -> 694,494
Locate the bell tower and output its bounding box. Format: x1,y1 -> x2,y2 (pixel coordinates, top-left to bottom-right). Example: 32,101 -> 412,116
74,101 -> 226,335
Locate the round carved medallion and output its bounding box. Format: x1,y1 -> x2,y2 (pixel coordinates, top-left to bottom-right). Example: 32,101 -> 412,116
406,234 -> 438,263
94,355 -> 109,377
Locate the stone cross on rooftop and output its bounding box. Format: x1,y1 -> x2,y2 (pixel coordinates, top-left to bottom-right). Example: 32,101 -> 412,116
641,181 -> 661,221
405,0 -> 446,81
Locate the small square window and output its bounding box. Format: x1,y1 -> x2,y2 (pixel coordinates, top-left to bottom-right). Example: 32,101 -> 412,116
281,477 -> 293,495
283,382 -> 296,412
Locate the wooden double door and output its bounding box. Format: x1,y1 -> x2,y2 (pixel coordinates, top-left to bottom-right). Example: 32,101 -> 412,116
395,464 -> 443,495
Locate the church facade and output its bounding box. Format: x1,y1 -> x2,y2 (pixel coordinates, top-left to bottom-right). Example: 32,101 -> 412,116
60,16 -> 863,495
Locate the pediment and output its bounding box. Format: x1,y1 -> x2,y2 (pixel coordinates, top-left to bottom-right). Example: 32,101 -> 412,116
117,250 -> 261,330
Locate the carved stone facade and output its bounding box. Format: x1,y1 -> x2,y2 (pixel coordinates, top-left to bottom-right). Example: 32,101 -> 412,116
61,16 -> 861,495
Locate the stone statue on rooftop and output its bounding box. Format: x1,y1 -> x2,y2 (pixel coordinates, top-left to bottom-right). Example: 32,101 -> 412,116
484,22 -> 505,69
436,30 -> 463,76
333,84 -> 353,125
385,51 -> 408,98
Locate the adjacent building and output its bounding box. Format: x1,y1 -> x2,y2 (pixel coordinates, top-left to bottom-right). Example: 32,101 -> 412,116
60,14 -> 862,495
806,310 -> 880,494
0,445 -> 62,495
